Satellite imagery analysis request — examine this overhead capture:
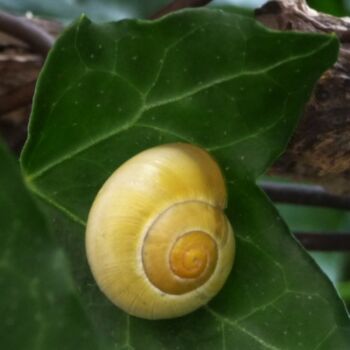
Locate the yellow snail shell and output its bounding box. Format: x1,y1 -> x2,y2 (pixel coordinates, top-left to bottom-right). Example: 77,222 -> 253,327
85,143 -> 235,319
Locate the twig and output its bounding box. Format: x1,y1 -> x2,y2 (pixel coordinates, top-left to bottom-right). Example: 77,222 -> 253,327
0,11 -> 54,56
150,0 -> 213,20
0,81 -> 37,116
261,182 -> 350,211
295,232 -> 350,251
0,11 -> 54,116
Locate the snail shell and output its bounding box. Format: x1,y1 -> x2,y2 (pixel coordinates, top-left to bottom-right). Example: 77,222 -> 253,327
86,143 -> 235,319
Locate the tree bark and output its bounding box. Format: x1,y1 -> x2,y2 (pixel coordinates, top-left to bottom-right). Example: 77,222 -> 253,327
0,14 -> 61,152
255,0 -> 350,194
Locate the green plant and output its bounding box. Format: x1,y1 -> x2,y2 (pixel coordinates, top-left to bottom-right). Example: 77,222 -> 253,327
1,3 -> 350,350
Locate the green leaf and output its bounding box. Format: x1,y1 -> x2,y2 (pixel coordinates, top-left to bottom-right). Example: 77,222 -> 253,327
21,9 -> 350,349
277,204 -> 350,232
0,140 -> 100,349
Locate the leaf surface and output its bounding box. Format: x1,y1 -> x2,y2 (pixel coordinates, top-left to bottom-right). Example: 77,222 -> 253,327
0,140 -> 99,350
21,9 -> 350,349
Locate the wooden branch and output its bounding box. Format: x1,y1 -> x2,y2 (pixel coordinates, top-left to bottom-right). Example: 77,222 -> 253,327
261,182 -> 350,210
0,11 -> 54,56
295,232 -> 350,251
255,0 -> 350,195
0,81 -> 37,116
0,12 -> 56,118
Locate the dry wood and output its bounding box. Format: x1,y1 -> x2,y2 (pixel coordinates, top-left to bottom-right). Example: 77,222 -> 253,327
0,14 -> 61,152
256,0 -> 350,194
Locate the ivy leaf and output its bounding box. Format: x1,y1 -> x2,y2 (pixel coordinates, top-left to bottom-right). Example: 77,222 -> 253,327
21,9 -> 350,349
0,140 -> 99,350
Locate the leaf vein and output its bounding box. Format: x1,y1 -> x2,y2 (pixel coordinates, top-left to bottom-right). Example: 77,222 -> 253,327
26,36 -> 332,189
144,36 -> 333,110
205,306 -> 281,350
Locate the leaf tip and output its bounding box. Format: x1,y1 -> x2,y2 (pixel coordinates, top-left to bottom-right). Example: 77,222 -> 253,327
77,13 -> 91,26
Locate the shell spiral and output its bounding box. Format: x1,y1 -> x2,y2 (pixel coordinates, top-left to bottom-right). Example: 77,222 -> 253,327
86,143 -> 235,319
